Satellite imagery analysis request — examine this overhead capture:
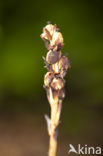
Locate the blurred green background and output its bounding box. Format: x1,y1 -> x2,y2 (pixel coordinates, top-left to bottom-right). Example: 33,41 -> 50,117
0,0 -> 103,155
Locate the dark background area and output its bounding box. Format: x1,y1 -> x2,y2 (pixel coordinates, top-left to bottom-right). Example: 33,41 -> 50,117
0,0 -> 103,155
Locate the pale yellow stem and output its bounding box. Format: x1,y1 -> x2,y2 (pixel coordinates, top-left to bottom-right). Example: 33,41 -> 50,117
48,103 -> 58,156
48,99 -> 62,156
49,134 -> 57,156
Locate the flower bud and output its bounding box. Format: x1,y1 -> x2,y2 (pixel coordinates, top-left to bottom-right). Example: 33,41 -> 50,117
59,56 -> 70,71
51,77 -> 64,90
50,32 -> 64,47
44,72 -> 54,87
41,24 -> 56,40
58,89 -> 65,99
52,56 -> 70,75
52,62 -> 59,73
58,56 -> 71,77
45,24 -> 56,36
46,50 -> 61,64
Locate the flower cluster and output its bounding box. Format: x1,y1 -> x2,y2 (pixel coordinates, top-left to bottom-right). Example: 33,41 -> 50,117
41,23 -> 70,107
40,23 -> 71,156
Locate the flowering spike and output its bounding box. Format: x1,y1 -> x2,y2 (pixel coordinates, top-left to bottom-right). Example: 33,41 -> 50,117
40,23 -> 70,156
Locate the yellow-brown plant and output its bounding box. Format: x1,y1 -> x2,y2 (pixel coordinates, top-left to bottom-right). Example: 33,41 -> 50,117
40,23 -> 70,156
